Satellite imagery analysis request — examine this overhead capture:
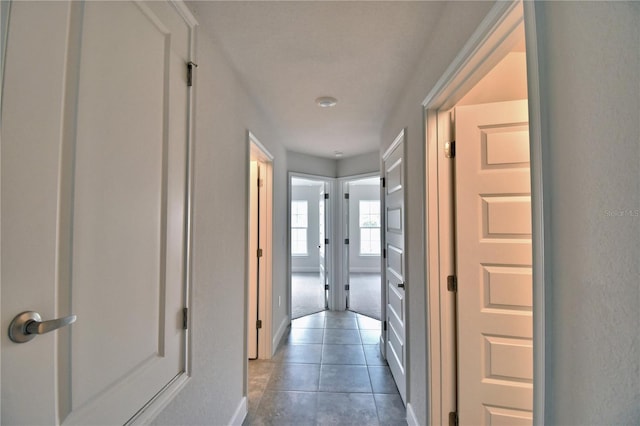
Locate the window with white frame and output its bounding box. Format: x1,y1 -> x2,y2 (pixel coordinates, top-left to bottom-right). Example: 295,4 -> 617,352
359,200 -> 381,255
291,200 -> 308,256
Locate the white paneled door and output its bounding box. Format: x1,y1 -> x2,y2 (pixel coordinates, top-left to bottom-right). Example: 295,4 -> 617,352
248,161 -> 259,359
2,1 -> 194,424
455,100 -> 533,425
382,131 -> 406,404
319,182 -> 329,309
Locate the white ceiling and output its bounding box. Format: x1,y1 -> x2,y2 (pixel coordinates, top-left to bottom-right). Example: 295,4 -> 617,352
188,1 -> 446,159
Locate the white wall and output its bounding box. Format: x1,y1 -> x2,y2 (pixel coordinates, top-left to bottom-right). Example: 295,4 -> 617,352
287,151 -> 337,177
337,151 -> 379,177
152,12 -> 289,425
457,51 -> 528,106
532,2 -> 640,423
288,150 -> 379,179
379,2 -> 495,424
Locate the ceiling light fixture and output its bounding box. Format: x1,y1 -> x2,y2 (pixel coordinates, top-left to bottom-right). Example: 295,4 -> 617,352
316,96 -> 337,108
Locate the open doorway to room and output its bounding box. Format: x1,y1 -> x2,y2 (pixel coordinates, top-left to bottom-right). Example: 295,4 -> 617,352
289,174 -> 332,319
423,3 -> 541,424
247,133 -> 273,360
341,175 -> 382,320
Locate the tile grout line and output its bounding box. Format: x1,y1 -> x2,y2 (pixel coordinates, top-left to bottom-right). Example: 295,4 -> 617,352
247,311 -> 403,426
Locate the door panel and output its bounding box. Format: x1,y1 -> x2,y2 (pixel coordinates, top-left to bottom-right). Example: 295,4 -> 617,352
319,183 -> 328,309
455,100 -> 532,425
382,131 -> 406,403
318,182 -> 330,309
2,1 -> 193,423
248,161 -> 259,359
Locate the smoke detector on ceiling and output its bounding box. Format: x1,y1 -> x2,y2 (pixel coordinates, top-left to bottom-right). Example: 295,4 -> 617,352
315,96 -> 337,108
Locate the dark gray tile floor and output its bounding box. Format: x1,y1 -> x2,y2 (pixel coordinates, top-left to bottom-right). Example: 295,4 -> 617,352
245,310 -> 406,426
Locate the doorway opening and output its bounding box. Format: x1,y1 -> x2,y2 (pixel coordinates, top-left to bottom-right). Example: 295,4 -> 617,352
423,2 -> 543,424
247,132 -> 273,360
289,174 -> 332,319
341,175 -> 382,320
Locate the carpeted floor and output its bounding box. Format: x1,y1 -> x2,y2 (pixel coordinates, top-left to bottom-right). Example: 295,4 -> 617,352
291,273 -> 326,319
348,273 -> 381,320
292,272 -> 381,320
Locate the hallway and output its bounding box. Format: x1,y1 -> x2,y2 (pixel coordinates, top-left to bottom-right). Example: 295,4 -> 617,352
245,310 -> 406,425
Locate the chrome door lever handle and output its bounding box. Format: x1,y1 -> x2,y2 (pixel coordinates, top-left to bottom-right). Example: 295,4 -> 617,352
9,311 -> 77,343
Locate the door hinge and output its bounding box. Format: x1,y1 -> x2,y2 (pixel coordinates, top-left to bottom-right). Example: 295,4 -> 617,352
257,248 -> 263,258
447,275 -> 457,292
257,178 -> 264,187
383,248 -> 387,259
383,320 -> 387,331
324,193 -> 329,200
325,238 -> 329,245
381,177 -> 386,187
325,284 -> 330,291
445,141 -> 456,158
256,319 -> 262,329
182,307 -> 189,330
448,411 -> 459,426
345,284 -> 350,291
187,61 -> 198,87
344,238 -> 349,245
344,193 -> 350,199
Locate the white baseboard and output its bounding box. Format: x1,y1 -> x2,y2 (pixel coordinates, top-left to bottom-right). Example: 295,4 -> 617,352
229,396 -> 247,426
406,402 -> 419,426
291,266 -> 321,273
349,266 -> 380,273
272,314 -> 290,355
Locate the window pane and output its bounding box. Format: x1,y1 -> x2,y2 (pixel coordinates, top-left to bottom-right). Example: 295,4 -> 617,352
291,228 -> 307,255
359,200 -> 380,255
360,227 -> 381,255
359,200 -> 380,228
291,200 -> 308,228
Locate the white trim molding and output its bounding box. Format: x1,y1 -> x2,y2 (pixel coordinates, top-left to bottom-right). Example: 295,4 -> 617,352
228,397 -> 247,426
523,2 -> 546,423
382,128 -> 405,161
406,403 -> 419,426
272,314 -> 290,355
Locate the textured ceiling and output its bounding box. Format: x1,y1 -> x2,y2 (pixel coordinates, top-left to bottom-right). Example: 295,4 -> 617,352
188,1 -> 446,159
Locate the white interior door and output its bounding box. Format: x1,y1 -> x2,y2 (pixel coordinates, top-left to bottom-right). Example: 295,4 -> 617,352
248,161 -> 259,359
343,182 -> 350,309
319,183 -> 328,309
382,131 -> 407,403
1,1 -> 194,423
455,100 -> 533,425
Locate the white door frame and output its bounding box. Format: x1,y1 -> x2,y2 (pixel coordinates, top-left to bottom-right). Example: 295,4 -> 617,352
421,1 -> 545,424
246,131 -> 274,360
